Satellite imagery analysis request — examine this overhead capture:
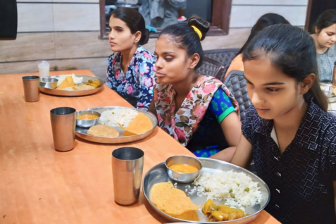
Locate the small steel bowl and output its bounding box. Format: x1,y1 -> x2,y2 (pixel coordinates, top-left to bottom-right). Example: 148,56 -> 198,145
165,155 -> 202,183
40,77 -> 58,89
76,111 -> 101,128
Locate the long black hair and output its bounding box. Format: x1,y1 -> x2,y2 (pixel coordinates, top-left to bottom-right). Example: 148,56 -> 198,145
314,9 -> 336,33
243,24 -> 328,111
111,7 -> 149,45
159,16 -> 210,69
238,13 -> 290,55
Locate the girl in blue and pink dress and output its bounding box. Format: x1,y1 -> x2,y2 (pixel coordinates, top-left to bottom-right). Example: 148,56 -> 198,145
106,7 -> 155,111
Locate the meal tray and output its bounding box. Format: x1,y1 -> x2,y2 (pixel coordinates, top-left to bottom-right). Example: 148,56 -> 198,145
143,158 -> 270,224
75,106 -> 158,144
39,75 -> 105,96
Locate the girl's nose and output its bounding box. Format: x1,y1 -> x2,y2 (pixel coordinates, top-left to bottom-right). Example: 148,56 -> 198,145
251,92 -> 263,105
108,30 -> 115,39
155,58 -> 163,69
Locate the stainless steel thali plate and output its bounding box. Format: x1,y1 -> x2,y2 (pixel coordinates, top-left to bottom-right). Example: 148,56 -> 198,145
75,106 -> 157,144
143,158 -> 270,224
39,75 -> 105,96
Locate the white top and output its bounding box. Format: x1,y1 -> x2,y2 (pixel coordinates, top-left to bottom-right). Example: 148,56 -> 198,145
271,127 -> 279,147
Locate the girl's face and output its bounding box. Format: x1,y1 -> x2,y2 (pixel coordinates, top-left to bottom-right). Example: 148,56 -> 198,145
316,23 -> 336,48
108,16 -> 138,52
154,34 -> 196,85
244,59 -> 305,120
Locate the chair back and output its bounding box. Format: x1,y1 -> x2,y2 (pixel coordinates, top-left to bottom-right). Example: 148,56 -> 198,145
224,70 -> 252,120
204,48 -> 240,80
197,56 -> 225,80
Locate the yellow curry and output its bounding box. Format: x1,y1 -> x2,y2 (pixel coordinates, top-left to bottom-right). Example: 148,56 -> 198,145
202,199 -> 246,221
169,164 -> 199,173
77,114 -> 99,120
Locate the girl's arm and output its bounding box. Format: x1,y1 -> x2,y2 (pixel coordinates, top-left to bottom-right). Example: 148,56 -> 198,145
148,98 -> 157,116
230,134 -> 253,168
136,60 -> 155,110
210,112 -> 241,161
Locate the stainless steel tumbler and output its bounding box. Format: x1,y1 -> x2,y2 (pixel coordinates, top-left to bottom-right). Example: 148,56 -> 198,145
22,76 -> 40,102
112,147 -> 144,205
50,107 -> 76,152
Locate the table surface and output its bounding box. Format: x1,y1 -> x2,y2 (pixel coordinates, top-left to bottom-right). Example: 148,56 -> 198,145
0,70 -> 280,224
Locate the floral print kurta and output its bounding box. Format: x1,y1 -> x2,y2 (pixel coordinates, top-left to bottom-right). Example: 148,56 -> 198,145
106,46 -> 156,111
153,75 -> 239,157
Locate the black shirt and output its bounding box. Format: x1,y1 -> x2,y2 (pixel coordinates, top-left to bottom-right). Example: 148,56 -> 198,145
242,101 -> 336,224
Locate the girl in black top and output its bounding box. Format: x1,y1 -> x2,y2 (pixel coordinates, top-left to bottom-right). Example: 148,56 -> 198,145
231,24 -> 336,224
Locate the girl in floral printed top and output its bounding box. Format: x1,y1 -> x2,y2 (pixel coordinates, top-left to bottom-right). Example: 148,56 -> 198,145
149,16 -> 241,159
106,8 -> 156,111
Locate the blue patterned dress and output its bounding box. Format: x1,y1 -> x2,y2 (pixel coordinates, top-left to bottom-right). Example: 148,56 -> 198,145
106,46 -> 156,111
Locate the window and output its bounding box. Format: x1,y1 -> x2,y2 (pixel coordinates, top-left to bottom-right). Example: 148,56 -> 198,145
99,0 -> 232,39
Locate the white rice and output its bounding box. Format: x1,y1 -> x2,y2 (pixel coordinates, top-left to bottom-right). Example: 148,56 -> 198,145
193,170 -> 262,209
99,109 -> 138,127
56,74 -> 83,86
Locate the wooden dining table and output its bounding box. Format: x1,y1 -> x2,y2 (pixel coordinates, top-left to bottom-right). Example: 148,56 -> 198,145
0,70 -> 280,224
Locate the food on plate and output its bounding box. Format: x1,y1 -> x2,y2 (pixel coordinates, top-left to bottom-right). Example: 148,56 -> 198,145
87,125 -> 119,137
193,170 -> 262,209
75,84 -> 95,90
150,182 -> 200,221
169,164 -> 199,173
57,75 -> 75,90
202,199 -> 246,221
84,79 -> 101,88
99,109 -> 138,127
77,114 -> 99,120
54,74 -> 100,90
120,113 -> 153,136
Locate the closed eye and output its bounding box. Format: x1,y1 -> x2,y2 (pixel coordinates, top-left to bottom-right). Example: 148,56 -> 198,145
165,57 -> 173,62
267,88 -> 280,92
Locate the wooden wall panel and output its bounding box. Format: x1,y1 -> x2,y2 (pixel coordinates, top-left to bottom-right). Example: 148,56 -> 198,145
54,0 -> 99,2
230,5 -> 307,27
142,28 -> 250,53
54,32 -> 110,58
17,4 -> 54,32
0,33 -> 55,62
233,0 -> 308,5
17,0 -> 52,2
53,4 -> 100,31
0,58 -> 107,80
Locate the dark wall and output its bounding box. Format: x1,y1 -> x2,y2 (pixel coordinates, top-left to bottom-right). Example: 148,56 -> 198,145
0,0 -> 18,40
306,0 -> 336,33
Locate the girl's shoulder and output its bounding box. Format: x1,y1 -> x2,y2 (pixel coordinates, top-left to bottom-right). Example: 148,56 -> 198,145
134,46 -> 156,63
108,51 -> 120,60
328,44 -> 336,57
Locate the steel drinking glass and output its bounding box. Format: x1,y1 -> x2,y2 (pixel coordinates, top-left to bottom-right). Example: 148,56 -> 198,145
112,147 -> 144,205
50,107 -> 76,152
22,75 -> 40,102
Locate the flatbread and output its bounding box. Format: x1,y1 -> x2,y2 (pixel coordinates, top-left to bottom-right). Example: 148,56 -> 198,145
75,84 -> 95,90
87,125 -> 119,137
57,76 -> 75,90
121,113 -> 153,136
150,182 -> 200,220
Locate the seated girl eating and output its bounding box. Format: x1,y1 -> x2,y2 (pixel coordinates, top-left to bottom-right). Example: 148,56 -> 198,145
149,16 -> 241,159
230,24 -> 336,224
